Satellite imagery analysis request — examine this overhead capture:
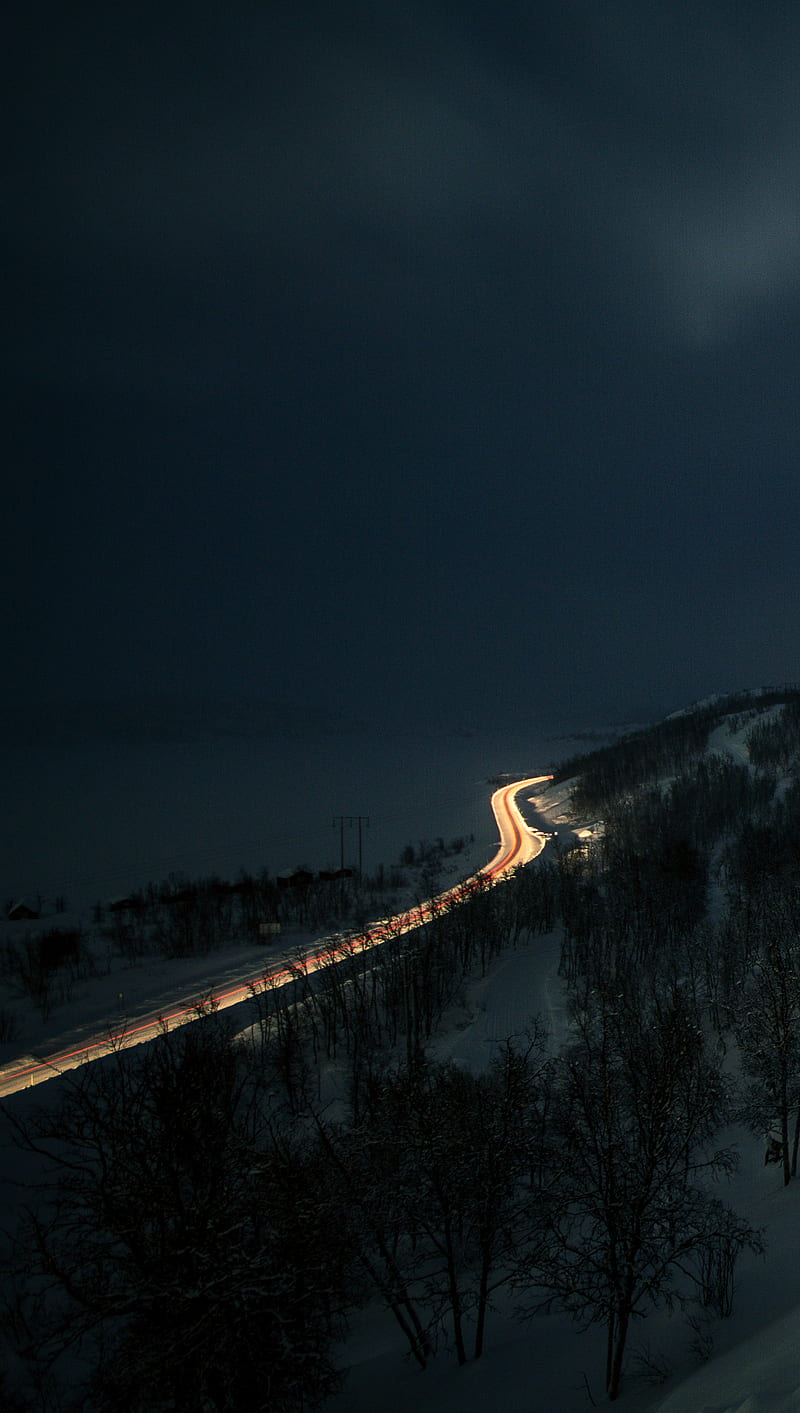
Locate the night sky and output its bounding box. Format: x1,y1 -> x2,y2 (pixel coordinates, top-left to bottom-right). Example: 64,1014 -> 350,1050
6,1 -> 800,734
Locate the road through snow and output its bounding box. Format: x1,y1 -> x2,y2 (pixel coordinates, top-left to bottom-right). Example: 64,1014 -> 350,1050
0,776 -> 552,1097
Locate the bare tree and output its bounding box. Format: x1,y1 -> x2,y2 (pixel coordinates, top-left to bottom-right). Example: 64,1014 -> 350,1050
733,885 -> 800,1184
1,1020 -> 353,1411
530,976 -> 759,1401
332,1034 -> 554,1367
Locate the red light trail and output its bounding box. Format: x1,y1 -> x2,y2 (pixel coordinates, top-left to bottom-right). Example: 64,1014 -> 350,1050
0,776 -> 552,1097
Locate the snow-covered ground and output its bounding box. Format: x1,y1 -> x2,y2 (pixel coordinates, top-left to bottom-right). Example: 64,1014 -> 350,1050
0,721 -> 601,1068
4,709 -> 800,1409
329,914 -> 800,1413
5,910 -> 800,1412
328,736 -> 800,1413
0,724 -> 582,1073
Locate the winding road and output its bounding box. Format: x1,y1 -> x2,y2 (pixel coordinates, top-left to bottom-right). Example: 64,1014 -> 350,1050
0,776 -> 552,1097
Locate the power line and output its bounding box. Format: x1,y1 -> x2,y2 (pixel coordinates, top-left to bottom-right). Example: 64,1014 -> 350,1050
330,819 -> 370,870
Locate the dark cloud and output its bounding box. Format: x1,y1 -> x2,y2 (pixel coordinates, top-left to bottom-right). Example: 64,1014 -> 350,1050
5,1 -> 800,729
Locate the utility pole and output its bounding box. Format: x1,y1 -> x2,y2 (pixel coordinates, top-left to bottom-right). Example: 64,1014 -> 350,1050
332,815 -> 370,880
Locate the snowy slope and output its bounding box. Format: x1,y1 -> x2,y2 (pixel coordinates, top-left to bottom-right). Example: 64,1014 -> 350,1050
5,703 -> 800,1410
329,711 -> 800,1412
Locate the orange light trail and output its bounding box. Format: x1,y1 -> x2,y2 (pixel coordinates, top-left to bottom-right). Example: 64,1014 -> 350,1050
0,776 -> 552,1096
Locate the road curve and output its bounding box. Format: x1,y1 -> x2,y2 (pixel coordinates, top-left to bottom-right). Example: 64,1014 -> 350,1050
0,775 -> 552,1097
482,775 -> 553,879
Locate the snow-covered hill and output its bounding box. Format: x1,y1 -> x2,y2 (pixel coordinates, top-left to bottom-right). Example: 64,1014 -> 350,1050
329,701 -> 800,1412
5,694 -> 800,1410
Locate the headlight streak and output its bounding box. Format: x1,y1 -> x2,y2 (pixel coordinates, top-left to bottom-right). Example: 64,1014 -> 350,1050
0,776 -> 552,1096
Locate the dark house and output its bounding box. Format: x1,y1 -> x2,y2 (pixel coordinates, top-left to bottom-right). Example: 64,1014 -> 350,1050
276,869 -> 315,892
7,899 -> 40,921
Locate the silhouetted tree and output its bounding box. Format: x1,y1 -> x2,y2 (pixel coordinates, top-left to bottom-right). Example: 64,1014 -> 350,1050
328,1036 -> 554,1367
2,1021 -> 353,1411
734,885 -> 800,1184
529,976 -> 758,1401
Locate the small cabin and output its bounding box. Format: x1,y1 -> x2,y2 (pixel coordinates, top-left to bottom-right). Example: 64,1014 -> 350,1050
7,899 -> 40,922
276,869 -> 315,892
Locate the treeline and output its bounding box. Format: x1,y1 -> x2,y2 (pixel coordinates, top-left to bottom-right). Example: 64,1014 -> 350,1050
1,815 -> 763,1407
8,692 -> 800,1406
0,874 -> 755,1408
556,749 -> 775,980
0,927 -> 91,1025
1,1021 -> 352,1413
245,866 -> 558,1119
555,686 -> 800,815
548,695 -> 800,1394
399,833 -> 473,867
0,863 -> 560,1411
1,1016 -> 567,1411
746,696 -> 800,772
2,869 -> 367,1017
92,837 -> 476,966
95,860 -> 411,964
533,693 -> 800,1392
